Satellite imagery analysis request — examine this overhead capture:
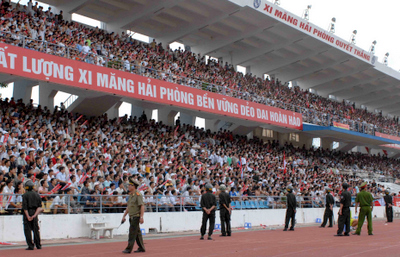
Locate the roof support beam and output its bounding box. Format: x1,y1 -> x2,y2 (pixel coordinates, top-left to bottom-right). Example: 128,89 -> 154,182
284,56 -> 352,83
232,35 -> 306,66
55,0 -> 93,15
158,6 -> 242,45
318,76 -> 386,96
199,21 -> 281,56
345,83 -> 394,101
301,64 -> 373,89
263,48 -> 331,74
108,0 -> 185,30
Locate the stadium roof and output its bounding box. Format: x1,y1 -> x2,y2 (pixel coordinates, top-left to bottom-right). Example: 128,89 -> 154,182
45,0 -> 400,116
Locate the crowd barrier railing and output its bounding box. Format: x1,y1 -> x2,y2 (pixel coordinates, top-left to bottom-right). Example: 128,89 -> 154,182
0,31 -> 399,137
0,193 -> 361,215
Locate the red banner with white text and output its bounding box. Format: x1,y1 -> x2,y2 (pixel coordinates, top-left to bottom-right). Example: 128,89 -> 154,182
0,43 -> 302,129
375,132 -> 400,149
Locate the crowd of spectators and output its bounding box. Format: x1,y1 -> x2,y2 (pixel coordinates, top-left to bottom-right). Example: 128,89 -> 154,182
0,95 -> 398,215
0,0 -> 400,137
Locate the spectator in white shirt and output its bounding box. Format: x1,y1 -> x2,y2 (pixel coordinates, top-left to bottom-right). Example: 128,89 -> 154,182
56,166 -> 68,184
2,179 -> 15,207
50,190 -> 67,214
82,42 -> 90,54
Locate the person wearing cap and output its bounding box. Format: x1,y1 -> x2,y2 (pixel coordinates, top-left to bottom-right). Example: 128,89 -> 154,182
320,188 -> 334,228
384,190 -> 393,223
335,182 -> 351,236
218,184 -> 232,237
283,186 -> 296,231
353,182 -> 374,236
22,180 -> 43,250
200,183 -> 217,240
121,178 -> 145,253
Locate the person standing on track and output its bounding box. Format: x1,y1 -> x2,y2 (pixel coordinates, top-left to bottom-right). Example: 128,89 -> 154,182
384,190 -> 393,223
122,178 -> 146,253
283,186 -> 296,231
200,183 -> 216,240
320,187 -> 334,228
335,182 -> 351,236
22,180 -> 43,250
218,184 -> 232,237
353,182 -> 374,236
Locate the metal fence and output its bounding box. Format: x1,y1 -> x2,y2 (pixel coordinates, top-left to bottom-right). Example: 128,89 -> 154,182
0,30 -> 398,137
0,193 -> 351,215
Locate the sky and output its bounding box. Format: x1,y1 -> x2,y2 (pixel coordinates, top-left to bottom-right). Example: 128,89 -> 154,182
1,0 -> 399,124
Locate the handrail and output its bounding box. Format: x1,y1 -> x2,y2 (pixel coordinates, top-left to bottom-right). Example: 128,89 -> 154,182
0,31 -> 399,137
0,193 -> 361,215
63,94 -> 78,109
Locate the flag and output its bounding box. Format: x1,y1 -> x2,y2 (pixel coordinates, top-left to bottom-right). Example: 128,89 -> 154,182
138,185 -> 148,191
42,184 -> 62,198
383,150 -> 388,156
6,193 -> 13,208
61,183 -> 71,191
365,147 -> 370,154
75,115 -> 83,123
79,173 -> 88,184
174,126 -> 179,137
374,198 -> 385,206
3,133 -> 9,144
283,152 -> 287,174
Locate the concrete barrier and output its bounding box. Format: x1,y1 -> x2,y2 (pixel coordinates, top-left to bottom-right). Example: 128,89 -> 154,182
0,206 -> 385,242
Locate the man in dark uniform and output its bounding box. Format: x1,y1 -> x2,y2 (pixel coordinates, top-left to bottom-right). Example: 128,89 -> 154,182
122,178 -> 145,253
218,184 -> 232,237
353,182 -> 373,235
384,190 -> 393,223
283,186 -> 296,231
335,182 -> 351,236
22,180 -> 43,250
320,187 -> 334,228
200,183 -> 216,240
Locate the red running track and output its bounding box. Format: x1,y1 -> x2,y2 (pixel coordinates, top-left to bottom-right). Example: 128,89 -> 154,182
1,221 -> 399,257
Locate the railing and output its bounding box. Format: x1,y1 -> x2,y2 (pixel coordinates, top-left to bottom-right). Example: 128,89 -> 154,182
1,30 -> 399,137
63,94 -> 78,110
0,193 -> 359,215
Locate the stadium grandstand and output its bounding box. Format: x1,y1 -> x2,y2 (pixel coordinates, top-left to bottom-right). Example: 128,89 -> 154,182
1,0 -> 400,256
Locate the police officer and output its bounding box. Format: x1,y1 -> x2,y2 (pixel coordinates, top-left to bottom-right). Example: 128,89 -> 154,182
200,183 -> 216,240
320,187 -> 334,228
283,186 -> 296,231
22,180 -> 43,250
335,182 -> 351,236
353,182 -> 373,235
122,178 -> 145,253
218,184 -> 232,237
384,190 -> 393,223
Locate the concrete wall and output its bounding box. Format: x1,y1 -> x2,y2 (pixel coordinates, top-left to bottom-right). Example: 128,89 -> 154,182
0,207 -> 386,242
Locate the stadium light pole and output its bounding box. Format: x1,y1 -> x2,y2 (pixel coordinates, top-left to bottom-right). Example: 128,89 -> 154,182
274,0 -> 281,5
383,52 -> 389,66
302,5 -> 311,20
350,30 -> 357,44
369,40 -> 377,54
328,17 -> 336,33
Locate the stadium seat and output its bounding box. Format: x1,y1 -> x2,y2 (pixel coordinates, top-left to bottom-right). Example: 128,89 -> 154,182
195,201 -> 201,211
235,201 -> 242,210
